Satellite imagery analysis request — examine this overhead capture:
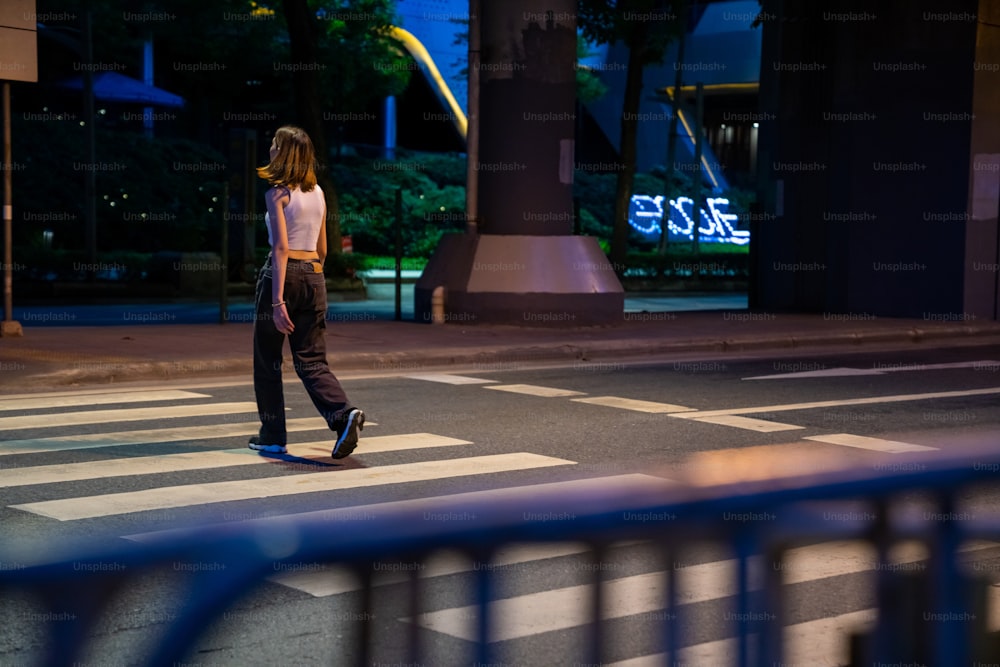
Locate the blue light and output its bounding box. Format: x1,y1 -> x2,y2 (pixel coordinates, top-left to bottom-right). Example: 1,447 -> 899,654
628,195 -> 750,245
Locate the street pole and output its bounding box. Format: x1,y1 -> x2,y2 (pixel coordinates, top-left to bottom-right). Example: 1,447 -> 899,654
2,81 -> 21,337
465,0 -> 480,234
395,187 -> 403,321
83,11 -> 97,276
693,81 -> 704,259
659,3 -> 688,255
220,183 -> 229,325
0,1 -> 36,337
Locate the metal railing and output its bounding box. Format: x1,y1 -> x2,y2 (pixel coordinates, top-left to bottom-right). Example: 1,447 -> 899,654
3,447 -> 1000,666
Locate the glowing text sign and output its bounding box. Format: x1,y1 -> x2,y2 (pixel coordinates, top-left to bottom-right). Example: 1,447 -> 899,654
628,195 -> 749,245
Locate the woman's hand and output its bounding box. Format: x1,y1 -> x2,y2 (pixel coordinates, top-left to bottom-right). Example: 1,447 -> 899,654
273,303 -> 294,334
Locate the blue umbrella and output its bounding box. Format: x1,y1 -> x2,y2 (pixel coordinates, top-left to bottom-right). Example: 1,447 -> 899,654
57,71 -> 185,108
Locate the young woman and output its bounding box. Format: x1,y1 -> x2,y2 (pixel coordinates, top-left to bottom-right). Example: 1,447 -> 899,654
250,125 -> 364,459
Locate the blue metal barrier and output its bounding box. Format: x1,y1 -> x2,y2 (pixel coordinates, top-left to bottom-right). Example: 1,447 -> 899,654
2,447 -> 1000,666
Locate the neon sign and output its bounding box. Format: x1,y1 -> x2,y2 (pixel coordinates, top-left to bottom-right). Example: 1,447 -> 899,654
628,195 -> 750,245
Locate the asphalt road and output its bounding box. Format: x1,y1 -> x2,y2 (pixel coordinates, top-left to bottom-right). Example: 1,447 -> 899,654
1,344 -> 999,666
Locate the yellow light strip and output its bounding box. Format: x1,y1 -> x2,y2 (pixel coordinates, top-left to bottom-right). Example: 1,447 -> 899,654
666,83 -> 760,95
388,25 -> 468,139
661,86 -> 740,190
675,106 -> 721,190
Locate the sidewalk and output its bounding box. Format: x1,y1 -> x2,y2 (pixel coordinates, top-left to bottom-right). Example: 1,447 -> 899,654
2,292 -> 999,390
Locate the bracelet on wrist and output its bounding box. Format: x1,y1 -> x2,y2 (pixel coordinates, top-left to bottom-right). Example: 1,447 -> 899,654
271,301 -> 285,308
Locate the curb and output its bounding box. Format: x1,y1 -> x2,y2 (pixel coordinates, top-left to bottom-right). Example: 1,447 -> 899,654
15,325 -> 1000,389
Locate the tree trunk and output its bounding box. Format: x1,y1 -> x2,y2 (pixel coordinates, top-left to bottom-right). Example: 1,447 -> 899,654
281,0 -> 342,256
659,3 -> 687,254
609,20 -> 647,268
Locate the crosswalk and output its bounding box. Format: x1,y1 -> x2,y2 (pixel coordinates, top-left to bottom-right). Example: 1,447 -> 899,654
0,377 -> 993,666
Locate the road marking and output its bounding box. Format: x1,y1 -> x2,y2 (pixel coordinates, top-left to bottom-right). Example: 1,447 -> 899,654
11,453 -> 575,521
571,397 -> 696,413
0,402 -> 260,432
485,384 -> 586,398
744,360 -> 1000,380
618,590 -> 1000,667
0,449 -> 263,487
273,543 -> 591,598
669,386 -> 1000,420
124,473 -> 672,544
688,415 -> 803,432
804,433 -> 937,454
880,361 -> 1000,373
0,417 -> 330,456
405,374 -> 498,385
265,476 -> 669,596
609,609 -> 876,667
268,542 -> 590,598
745,368 -> 887,380
343,432 -> 470,452
410,541 -> 995,642
781,609 -> 877,667
0,434 -> 472,488
0,384 -> 236,400
0,390 -> 211,412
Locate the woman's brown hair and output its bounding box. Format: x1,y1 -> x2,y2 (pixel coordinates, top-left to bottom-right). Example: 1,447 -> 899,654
256,125 -> 318,191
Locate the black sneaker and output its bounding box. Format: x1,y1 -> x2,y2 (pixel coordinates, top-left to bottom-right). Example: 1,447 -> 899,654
332,409 -> 365,459
248,436 -> 287,454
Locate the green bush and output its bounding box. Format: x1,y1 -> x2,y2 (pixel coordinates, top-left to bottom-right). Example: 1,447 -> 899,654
330,153 -> 467,258
13,117 -> 754,275
623,249 -> 748,279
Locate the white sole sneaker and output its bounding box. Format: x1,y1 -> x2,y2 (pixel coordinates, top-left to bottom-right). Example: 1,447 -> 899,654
248,436 -> 287,454
332,409 -> 365,459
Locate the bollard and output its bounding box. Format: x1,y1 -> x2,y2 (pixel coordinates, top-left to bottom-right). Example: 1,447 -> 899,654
431,286 -> 445,324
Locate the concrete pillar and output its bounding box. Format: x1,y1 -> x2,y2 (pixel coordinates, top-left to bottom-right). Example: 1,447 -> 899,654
477,0 -> 575,235
964,0 -> 1000,320
415,0 -> 624,325
754,0 -> 997,321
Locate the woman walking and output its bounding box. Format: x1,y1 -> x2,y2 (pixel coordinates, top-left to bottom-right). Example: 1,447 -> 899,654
249,125 -> 364,459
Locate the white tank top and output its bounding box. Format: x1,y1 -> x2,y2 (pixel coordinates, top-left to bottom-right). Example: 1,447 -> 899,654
265,185 -> 324,250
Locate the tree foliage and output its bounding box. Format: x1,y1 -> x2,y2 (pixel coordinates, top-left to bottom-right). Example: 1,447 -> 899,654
27,0 -> 415,258
575,35 -> 609,104
577,0 -> 685,64
331,152 -> 467,259
315,0 -> 411,112
576,0 -> 687,266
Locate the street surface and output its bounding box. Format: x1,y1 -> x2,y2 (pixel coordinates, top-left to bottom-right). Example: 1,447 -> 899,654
1,344 -> 999,665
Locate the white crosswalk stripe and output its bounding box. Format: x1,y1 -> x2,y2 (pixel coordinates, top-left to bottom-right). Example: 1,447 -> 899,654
0,418 -> 329,455
0,401 -> 259,431
407,374 -> 972,442
744,360 -> 1000,381
11,453 -> 575,521
805,433 -> 938,453
0,389 -> 211,411
409,541 -> 996,643
0,434 -> 473,488
405,373 -> 498,385
688,414 -> 804,432
571,396 -> 695,413
125,474 -> 673,596
485,384 -> 586,397
667,386 -> 1000,419
609,609 -> 877,667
